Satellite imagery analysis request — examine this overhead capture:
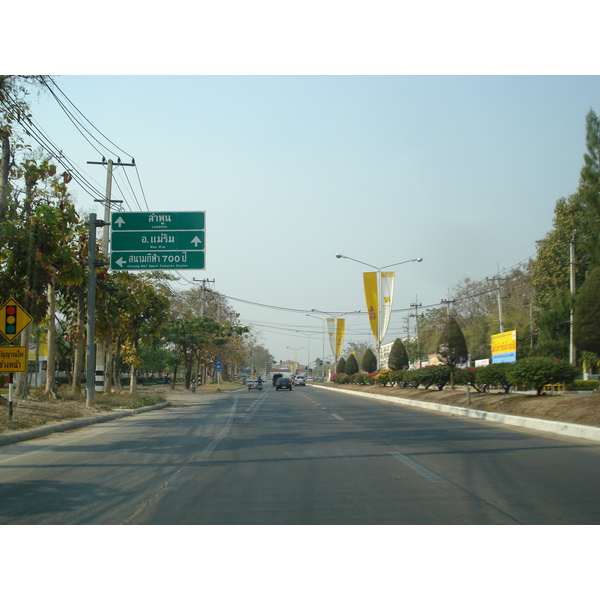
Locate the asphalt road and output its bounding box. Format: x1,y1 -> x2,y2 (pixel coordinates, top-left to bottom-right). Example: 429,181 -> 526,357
1,384 -> 600,524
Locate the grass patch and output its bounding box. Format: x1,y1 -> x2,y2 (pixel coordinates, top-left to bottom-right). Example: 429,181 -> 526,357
95,392 -> 165,410
0,386 -> 165,434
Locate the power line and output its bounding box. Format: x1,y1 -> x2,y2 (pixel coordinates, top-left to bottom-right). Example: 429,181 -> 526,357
43,78 -> 134,161
1,90 -> 106,200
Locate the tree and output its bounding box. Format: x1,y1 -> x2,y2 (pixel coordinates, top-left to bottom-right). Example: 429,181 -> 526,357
507,356 -> 579,396
437,317 -> 468,369
345,353 -> 359,376
580,109 -> 600,264
336,357 -> 346,374
1,76 -> 50,223
573,265 -> 600,356
110,273 -> 171,393
388,338 -> 409,371
345,341 -> 372,368
361,347 -> 377,373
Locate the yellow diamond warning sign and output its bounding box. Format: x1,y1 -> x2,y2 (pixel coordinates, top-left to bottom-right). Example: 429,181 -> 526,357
0,298 -> 33,342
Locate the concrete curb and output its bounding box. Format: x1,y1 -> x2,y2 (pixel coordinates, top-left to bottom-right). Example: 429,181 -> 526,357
0,401 -> 170,447
321,386 -> 600,443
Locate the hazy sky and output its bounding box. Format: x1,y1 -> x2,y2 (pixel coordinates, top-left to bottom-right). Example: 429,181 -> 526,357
21,75 -> 599,365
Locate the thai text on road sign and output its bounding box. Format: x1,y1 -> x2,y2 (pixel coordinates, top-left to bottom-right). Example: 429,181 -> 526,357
0,346 -> 27,372
110,211 -> 206,271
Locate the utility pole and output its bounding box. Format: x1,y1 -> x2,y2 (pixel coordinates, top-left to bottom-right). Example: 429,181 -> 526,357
85,214 -> 109,406
440,298 -> 455,317
193,278 -> 215,386
486,271 -> 507,333
193,278 -> 215,318
569,233 -> 577,366
87,157 -> 133,393
410,297 -> 422,367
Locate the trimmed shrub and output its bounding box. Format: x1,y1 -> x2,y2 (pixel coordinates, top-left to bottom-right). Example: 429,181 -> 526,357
412,365 -> 451,390
477,363 -> 513,393
507,356 -> 579,396
362,348 -> 377,373
374,369 -> 393,386
567,379 -> 600,391
388,338 -> 409,371
345,353 -> 359,376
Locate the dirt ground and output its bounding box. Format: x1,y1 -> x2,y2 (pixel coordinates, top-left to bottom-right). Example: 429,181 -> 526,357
0,382 -> 235,434
318,383 -> 600,428
1,381 -> 599,435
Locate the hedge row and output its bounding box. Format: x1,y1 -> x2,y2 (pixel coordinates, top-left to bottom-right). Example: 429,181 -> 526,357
330,358 -> 597,396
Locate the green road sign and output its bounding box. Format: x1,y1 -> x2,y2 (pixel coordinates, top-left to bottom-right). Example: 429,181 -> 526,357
110,211 -> 206,271
111,211 -> 205,231
111,250 -> 205,271
111,230 -> 205,251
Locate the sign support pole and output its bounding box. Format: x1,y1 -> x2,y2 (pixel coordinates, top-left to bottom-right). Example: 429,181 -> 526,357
86,214 -> 97,406
8,373 -> 13,419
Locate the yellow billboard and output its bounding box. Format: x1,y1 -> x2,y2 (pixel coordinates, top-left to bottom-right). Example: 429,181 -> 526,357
491,330 -> 517,363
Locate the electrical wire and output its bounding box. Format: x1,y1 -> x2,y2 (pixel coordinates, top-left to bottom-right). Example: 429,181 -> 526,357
43,78 -> 134,162
4,79 -> 149,213
1,90 -> 107,200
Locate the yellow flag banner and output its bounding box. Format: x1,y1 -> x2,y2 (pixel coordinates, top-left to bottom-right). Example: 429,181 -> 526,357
363,272 -> 379,342
327,318 -> 336,357
335,318 -> 345,361
380,271 -> 395,343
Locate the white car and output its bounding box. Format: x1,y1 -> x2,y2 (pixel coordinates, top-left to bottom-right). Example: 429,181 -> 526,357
294,377 -> 306,386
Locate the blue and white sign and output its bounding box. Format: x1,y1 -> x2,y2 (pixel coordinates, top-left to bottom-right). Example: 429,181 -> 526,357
215,360 -> 222,372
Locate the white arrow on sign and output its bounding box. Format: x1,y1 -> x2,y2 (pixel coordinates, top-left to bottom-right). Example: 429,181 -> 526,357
114,216 -> 126,228
191,236 -> 202,247
116,257 -> 127,267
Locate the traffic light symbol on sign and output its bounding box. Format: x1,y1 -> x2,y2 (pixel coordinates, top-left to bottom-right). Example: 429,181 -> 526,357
0,298 -> 33,341
5,304 -> 17,336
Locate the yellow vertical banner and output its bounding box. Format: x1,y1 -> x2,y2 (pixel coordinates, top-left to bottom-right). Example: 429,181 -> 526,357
380,271 -> 395,342
327,318 -> 336,357
363,272 -> 379,342
335,318 -> 345,361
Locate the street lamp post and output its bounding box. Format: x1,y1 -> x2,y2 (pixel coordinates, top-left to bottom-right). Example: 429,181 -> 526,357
286,345 -> 305,375
295,330 -> 321,377
307,309 -> 361,379
306,314 -> 327,378
335,254 -> 423,369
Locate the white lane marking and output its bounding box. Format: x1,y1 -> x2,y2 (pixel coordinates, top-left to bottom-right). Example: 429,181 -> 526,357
390,451 -> 447,483
331,413 -> 344,421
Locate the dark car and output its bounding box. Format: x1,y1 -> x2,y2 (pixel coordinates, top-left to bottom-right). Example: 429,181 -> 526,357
275,377 -> 292,391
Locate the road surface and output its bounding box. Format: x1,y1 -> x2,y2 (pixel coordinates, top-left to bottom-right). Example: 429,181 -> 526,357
1,384 -> 599,524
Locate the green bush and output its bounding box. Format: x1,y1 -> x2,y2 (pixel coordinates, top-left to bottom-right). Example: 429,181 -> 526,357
374,369 -> 393,386
567,379 -> 599,391
507,356 -> 579,396
362,348 -> 377,374
452,368 -> 480,388
412,365 -> 451,390
345,354 -> 360,376
477,363 -> 513,393
332,373 -> 351,384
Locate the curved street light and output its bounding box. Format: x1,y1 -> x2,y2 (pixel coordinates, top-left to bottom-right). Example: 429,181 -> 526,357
295,330 -> 320,376
335,253 -> 423,368
286,345 -> 305,375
